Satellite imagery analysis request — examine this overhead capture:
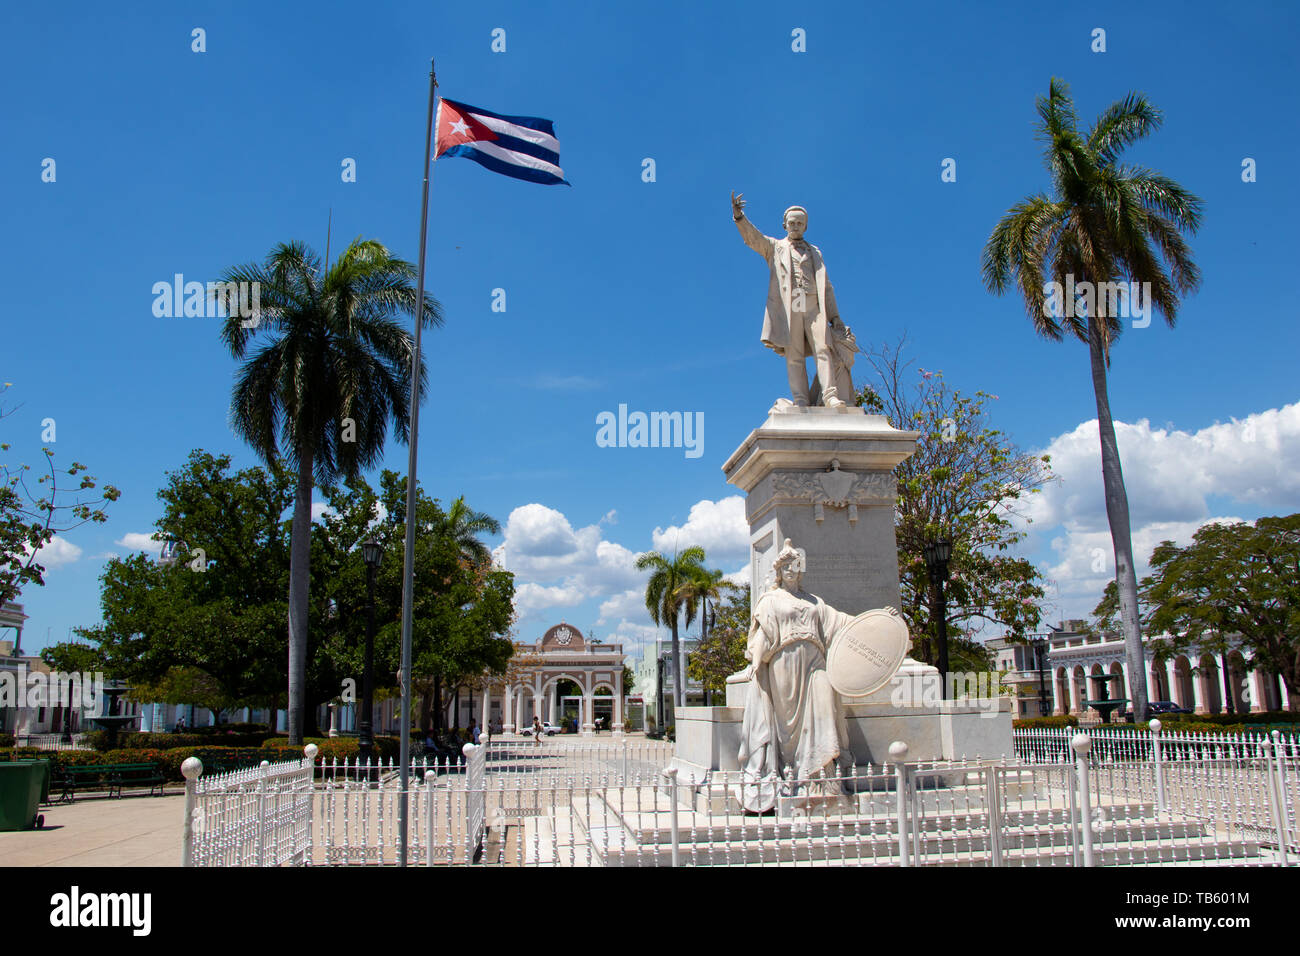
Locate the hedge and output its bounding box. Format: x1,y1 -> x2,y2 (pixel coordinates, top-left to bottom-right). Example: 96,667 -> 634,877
260,735 -> 401,763
85,730 -> 275,752
0,733 -> 13,748
1013,715 -> 1079,729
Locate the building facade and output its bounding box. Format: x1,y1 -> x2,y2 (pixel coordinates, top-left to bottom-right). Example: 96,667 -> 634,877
990,620 -> 1291,720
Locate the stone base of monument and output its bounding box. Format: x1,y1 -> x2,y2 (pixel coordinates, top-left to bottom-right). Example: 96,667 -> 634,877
666,664 -> 1013,792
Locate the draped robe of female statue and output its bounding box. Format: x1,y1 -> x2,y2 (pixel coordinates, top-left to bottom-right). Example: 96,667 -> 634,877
737,579 -> 855,813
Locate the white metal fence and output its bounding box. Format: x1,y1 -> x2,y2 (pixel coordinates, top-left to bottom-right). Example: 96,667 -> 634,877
183,728 -> 1298,867
14,733 -> 92,751
182,745 -> 316,867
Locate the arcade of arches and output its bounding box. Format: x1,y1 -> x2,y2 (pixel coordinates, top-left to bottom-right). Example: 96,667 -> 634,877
446,623 -> 626,736
1049,646 -> 1289,716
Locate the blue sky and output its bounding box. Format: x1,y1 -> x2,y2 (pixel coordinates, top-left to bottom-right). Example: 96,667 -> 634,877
3,0 -> 1297,658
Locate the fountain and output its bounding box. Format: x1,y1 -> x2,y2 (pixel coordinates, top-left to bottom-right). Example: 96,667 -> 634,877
89,683 -> 141,749
1084,673 -> 1129,724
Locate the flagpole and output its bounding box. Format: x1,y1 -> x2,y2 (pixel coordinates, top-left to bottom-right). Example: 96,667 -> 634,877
398,55 -> 437,869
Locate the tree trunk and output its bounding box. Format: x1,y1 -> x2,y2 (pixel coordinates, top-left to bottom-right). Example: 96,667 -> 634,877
286,448 -> 314,746
432,674 -> 443,733
670,616 -> 684,709
1086,315 -> 1149,722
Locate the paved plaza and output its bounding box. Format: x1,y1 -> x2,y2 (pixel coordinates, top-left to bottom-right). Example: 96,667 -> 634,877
0,791 -> 186,867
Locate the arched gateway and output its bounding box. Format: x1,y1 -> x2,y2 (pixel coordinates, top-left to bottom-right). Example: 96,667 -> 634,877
471,623 -> 626,737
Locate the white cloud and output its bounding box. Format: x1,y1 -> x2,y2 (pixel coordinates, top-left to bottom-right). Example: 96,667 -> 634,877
1022,402 -> 1300,539
116,532 -> 163,554
500,497 -> 751,651
651,496 -> 748,563
33,536 -> 82,568
310,501 -> 333,522
1015,402 -> 1300,624
597,588 -> 645,626
513,582 -> 587,618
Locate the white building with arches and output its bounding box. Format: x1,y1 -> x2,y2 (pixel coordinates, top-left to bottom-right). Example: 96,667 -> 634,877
486,623 -> 626,737
992,620 -> 1291,720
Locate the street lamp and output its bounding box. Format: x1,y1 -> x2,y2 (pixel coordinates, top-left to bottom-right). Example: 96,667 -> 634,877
359,538 -> 383,778
922,538 -> 952,696
1031,636 -> 1050,717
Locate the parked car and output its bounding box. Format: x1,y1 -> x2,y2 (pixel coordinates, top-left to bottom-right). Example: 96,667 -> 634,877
1147,700 -> 1193,715
520,722 -> 562,736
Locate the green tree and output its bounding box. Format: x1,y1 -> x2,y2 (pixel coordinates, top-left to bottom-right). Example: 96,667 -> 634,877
72,451 -> 293,715
635,546 -> 706,708
313,471 -> 514,734
857,340 -> 1053,660
218,238 -> 441,744
1,385 -> 120,609
687,585 -> 750,695
1140,516 -> 1300,712
982,79 -> 1204,721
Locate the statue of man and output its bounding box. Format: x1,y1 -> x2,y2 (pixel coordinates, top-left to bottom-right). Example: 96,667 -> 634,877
732,192 -> 858,409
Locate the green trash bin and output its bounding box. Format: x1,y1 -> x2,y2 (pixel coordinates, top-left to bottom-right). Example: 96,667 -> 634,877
0,761 -> 48,831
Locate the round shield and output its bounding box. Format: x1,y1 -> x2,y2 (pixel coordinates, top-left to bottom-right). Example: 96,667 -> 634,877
826,608 -> 910,697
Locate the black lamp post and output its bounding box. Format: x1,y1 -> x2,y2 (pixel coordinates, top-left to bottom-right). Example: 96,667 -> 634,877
923,538 -> 952,696
1032,636 -> 1051,717
359,538 -> 383,776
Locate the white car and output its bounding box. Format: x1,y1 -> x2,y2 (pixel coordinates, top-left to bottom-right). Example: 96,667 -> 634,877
521,722 -> 562,736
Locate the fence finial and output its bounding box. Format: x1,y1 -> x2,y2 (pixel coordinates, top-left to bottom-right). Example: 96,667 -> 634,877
888,740 -> 909,763
304,743 -> 319,761
1149,718 -> 1162,733
182,756 -> 203,780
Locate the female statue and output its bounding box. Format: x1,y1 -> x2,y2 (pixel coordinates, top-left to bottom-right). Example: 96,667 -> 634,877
737,538 -> 855,812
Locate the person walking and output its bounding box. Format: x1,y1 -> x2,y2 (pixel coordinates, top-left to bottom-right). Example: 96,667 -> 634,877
532,715 -> 543,747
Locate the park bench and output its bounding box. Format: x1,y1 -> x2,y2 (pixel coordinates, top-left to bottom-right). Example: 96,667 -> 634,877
53,762 -> 167,802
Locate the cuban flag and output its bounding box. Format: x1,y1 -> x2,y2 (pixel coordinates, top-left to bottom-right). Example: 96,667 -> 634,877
434,98 -> 569,186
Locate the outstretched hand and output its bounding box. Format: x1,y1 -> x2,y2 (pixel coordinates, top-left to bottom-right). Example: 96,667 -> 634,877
731,191 -> 745,219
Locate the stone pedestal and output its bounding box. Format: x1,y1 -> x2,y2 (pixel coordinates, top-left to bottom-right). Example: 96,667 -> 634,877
671,698 -> 1013,786
721,406 -> 918,613
667,405 -> 1014,786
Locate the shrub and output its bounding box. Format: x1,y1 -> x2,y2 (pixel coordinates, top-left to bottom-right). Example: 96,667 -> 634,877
260,735 -> 400,763
0,733 -> 13,748
86,731 -> 274,752
1013,715 -> 1079,729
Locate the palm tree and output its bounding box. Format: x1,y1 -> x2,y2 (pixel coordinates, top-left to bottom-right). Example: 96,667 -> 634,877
982,79 -> 1203,722
636,546 -> 706,709
678,566 -> 731,644
677,566 -> 733,705
434,496 -> 501,566
219,238 -> 441,744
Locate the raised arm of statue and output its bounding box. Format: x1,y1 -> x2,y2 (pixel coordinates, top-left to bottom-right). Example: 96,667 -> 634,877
731,190 -> 774,260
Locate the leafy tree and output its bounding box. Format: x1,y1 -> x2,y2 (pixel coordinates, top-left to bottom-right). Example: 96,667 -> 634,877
636,546 -> 706,708
687,585 -> 751,696
856,340 -> 1052,660
982,78 -> 1204,720
72,451 -> 293,715
313,470 -> 514,733
1139,516 -> 1300,712
218,238 -> 442,744
1,384 -> 120,609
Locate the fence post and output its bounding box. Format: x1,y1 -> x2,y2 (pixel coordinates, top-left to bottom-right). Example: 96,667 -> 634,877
181,757 -> 202,868
889,741 -> 909,867
255,760 -> 270,867
1263,734 -> 1290,866
1150,719 -> 1165,813
425,770 -> 436,868
664,767 -> 680,867
1071,733 -> 1095,867
986,766 -> 1003,867
303,744 -> 318,866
